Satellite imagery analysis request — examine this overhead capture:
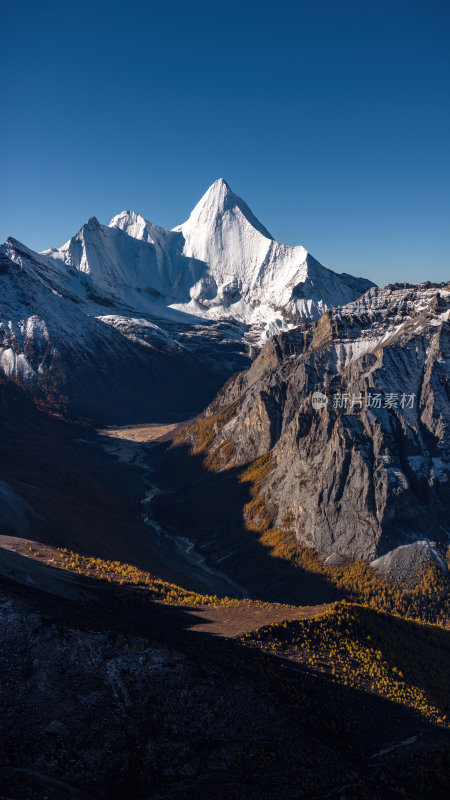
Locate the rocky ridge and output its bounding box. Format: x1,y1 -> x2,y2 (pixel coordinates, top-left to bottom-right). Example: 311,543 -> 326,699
179,282 -> 450,563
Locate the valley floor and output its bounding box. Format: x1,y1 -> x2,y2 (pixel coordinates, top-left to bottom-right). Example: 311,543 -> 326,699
98,422 -> 182,443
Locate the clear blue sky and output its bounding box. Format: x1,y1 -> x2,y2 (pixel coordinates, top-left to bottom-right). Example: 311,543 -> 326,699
1,0 -> 449,286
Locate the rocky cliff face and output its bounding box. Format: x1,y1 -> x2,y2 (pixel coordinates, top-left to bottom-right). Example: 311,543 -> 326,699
181,282 -> 450,562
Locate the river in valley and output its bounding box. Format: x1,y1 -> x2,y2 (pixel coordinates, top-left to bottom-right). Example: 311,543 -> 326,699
97,428 -> 247,598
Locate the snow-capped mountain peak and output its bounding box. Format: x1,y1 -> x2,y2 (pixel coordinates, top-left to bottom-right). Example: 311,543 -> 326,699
174,178 -> 273,240
0,179 -> 376,418
103,179 -> 376,336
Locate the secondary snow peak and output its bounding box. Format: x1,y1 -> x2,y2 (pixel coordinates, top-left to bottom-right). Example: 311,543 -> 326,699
109,210 -> 154,243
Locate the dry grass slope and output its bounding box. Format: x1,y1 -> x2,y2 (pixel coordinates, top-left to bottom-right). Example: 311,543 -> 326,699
175,406 -> 237,456
47,548 -> 294,611
243,601 -> 450,726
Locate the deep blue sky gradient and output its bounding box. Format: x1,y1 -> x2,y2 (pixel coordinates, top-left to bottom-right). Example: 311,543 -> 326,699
1,0 -> 449,285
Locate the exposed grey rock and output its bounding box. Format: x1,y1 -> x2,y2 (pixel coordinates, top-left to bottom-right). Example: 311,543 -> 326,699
184,282 -> 450,562
322,552 -> 347,567
371,540 -> 448,584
